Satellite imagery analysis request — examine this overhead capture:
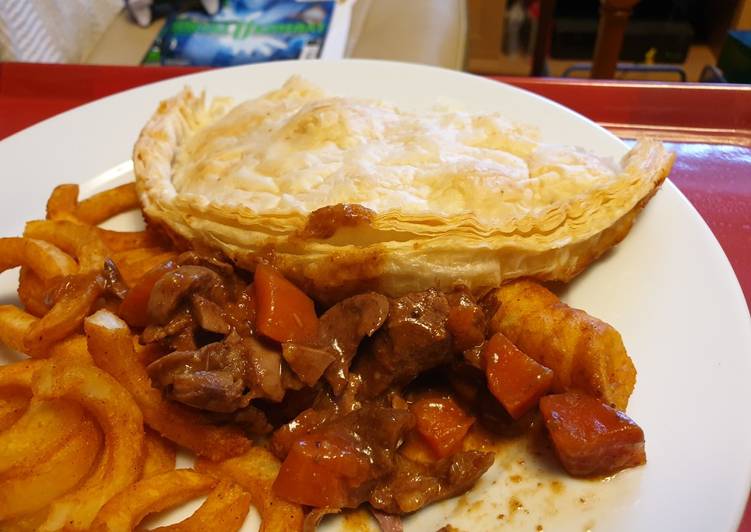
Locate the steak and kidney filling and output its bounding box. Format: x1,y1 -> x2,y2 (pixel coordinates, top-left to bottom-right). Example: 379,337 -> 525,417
135,251 -> 644,518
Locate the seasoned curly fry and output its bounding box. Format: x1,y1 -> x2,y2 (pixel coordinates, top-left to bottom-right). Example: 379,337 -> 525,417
23,272 -> 104,356
0,412 -> 101,521
89,469 -> 216,532
0,303 -> 93,362
0,392 -> 30,431
0,305 -> 38,353
195,447 -> 305,532
33,362 -> 144,532
24,220 -> 108,273
152,479 -> 252,532
76,182 -> 139,225
97,227 -> 166,252
48,334 -> 94,364
0,506 -> 49,532
487,279 -> 636,410
0,359 -> 45,390
142,428 -> 177,480
46,182 -> 140,226
0,420 -> 101,521
0,236 -> 79,319
46,184 -> 80,221
18,267 -> 51,317
0,237 -> 77,279
0,397 -> 87,474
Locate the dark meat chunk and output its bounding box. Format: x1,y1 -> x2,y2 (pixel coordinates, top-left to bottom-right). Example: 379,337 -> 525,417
299,203 -> 376,240
355,290 -> 453,398
269,373 -> 366,461
147,333 -> 252,412
245,336 -> 284,402
370,509 -> 404,532
386,290 -> 451,362
190,294 -> 230,334
142,310 -> 195,348
303,508 -> 341,532
233,404 -> 273,435
280,292 -> 388,393
369,451 -> 494,514
102,258 -> 128,300
462,344 -> 484,369
146,332 -> 285,412
222,284 -> 256,337
147,265 -> 227,325
176,250 -> 235,277
281,343 -> 335,387
270,391 -> 339,459
171,370 -> 246,413
445,286 -> 486,353
319,292 -> 389,395
142,257 -> 255,349
258,386 -> 319,428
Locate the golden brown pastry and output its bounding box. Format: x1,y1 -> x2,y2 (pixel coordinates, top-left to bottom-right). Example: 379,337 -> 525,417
486,279 -> 635,410
134,77 -> 674,303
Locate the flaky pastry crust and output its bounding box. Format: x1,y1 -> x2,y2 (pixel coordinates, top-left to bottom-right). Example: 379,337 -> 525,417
134,80 -> 674,303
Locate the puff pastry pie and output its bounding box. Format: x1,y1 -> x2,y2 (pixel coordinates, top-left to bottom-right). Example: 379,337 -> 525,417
134,77 -> 674,302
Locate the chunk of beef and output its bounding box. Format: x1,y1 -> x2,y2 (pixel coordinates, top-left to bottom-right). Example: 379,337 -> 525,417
445,286 -> 486,353
233,404 -> 273,435
269,375 -> 365,460
319,292 -> 389,395
147,265 -> 227,325
222,284 -> 256,338
102,258 -> 128,300
355,290 -> 453,398
302,508 -> 341,532
369,451 -> 494,514
462,344 -> 484,369
282,343 -> 335,387
270,391 -> 339,459
142,257 -> 256,349
280,292 -> 388,393
142,310 -> 195,348
370,509 -> 404,532
170,370 -> 246,413
245,335 -> 284,402
176,250 -> 235,277
146,332 -> 285,412
147,332 -> 251,412
191,294 -> 230,334
299,203 -> 376,240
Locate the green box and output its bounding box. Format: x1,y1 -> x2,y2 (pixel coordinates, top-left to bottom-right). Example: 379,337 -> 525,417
718,31 -> 751,84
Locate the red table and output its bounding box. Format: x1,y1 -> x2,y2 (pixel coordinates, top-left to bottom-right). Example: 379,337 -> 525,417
1,62 -> 750,530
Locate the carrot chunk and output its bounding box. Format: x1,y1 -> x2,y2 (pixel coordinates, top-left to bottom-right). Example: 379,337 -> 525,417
539,392 -> 646,477
411,392 -> 475,458
483,332 -> 554,419
272,435 -> 369,508
118,259 -> 176,327
254,264 -> 318,343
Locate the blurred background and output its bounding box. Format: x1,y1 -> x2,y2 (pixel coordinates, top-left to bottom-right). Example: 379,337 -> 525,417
0,0 -> 749,83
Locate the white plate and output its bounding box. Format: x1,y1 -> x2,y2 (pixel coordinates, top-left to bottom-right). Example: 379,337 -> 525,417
1,60 -> 749,532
